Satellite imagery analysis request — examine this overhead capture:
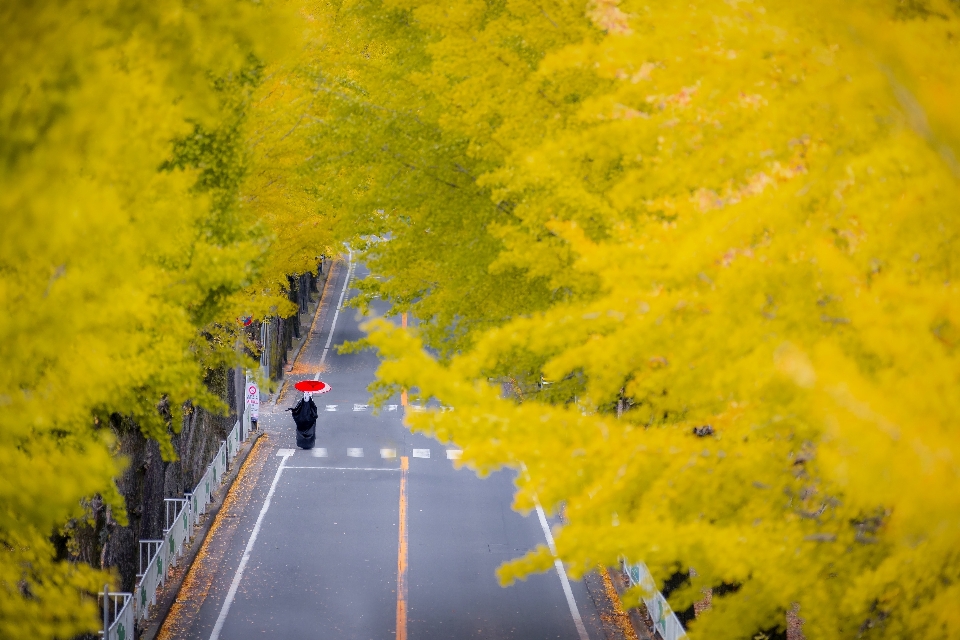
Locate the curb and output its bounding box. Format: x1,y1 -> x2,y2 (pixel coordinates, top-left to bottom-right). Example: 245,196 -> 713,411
608,567 -> 656,640
139,430 -> 264,640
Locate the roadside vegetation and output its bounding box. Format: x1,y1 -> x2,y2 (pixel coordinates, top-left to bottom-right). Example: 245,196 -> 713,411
320,1 -> 960,638
0,1 -> 328,635
2,0 -> 958,638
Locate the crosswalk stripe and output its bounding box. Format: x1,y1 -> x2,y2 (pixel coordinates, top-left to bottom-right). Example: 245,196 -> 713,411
289,446 -> 470,461
315,402 -> 411,412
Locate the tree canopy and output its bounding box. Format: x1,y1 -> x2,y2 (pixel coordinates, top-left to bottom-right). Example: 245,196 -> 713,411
0,1 -> 333,635
3,0 -> 959,637
301,0 -> 960,637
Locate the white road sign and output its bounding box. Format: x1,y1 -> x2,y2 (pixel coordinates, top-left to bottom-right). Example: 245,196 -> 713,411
245,380 -> 260,420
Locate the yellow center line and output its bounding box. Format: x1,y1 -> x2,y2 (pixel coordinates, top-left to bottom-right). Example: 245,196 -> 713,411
397,456 -> 409,640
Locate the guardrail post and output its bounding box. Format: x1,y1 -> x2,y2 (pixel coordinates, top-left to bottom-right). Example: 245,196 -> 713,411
103,583 -> 108,637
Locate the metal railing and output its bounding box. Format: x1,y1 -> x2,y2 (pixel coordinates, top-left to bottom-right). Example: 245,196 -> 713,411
99,591 -> 133,640
164,498 -> 190,569
136,540 -> 165,621
621,559 -> 688,640
105,404 -> 257,636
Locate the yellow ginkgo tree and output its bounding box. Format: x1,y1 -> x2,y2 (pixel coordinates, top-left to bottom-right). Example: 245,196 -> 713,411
313,0 -> 960,637
0,1 -> 334,636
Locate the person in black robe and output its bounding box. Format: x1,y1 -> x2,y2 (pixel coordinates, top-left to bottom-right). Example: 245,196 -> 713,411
287,393 -> 318,449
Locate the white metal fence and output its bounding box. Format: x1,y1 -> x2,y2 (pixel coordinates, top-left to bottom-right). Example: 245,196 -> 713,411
164,498 -> 190,569
103,405 -> 256,637
100,591 -> 133,640
622,559 -> 688,640
136,540 -> 165,621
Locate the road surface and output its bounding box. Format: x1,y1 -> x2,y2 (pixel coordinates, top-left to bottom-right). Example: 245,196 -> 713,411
160,257 -> 605,640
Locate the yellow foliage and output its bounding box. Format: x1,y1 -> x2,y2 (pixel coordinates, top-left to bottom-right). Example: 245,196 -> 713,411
0,1 -> 330,636
326,0 -> 960,637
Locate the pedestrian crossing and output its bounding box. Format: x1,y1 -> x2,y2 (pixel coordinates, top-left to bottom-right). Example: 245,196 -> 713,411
317,404 -> 453,412
323,404 -> 398,412
276,447 -> 463,460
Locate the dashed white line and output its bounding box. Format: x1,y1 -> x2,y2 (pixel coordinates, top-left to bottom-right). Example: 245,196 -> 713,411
293,446 -> 467,462
387,405 -> 398,411
325,405 -> 338,412
285,466 -> 400,471
353,404 -> 369,412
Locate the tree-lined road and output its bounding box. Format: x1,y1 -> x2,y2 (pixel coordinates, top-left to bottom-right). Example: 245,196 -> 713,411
161,258 -> 604,640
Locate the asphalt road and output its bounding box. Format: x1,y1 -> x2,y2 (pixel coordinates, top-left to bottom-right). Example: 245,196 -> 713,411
165,257 -> 604,640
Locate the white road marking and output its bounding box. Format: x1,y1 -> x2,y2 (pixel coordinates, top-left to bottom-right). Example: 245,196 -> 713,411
347,448 -> 364,457
311,448 -> 328,458
446,450 -> 462,460
276,449 -> 295,457
409,405 -> 425,413
381,448 -> 397,459
353,404 -> 369,412
535,501 -> 590,640
387,405 -> 398,411
325,405 -> 338,412
316,249 -> 353,374
412,449 -> 430,459
209,450 -> 292,640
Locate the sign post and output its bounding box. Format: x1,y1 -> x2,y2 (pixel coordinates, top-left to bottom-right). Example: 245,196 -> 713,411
245,377 -> 260,428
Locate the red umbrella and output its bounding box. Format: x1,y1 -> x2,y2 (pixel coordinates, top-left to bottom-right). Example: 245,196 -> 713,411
294,380 -> 331,394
